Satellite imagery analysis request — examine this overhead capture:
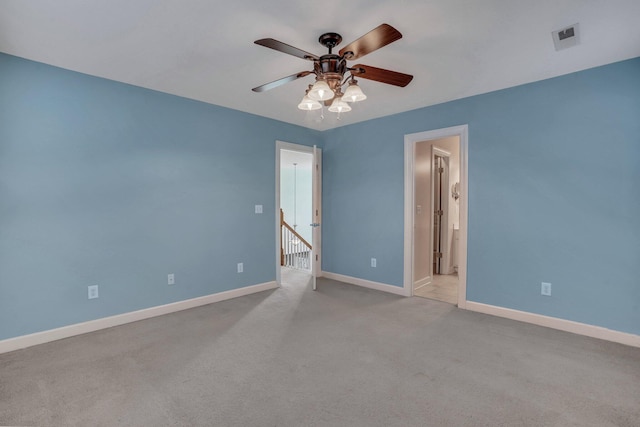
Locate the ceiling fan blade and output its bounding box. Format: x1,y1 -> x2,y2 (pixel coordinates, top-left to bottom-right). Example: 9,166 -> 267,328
252,71 -> 313,93
351,64 -> 413,87
255,38 -> 319,61
338,24 -> 402,60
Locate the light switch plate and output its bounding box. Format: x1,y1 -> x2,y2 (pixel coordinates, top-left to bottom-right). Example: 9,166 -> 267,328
88,285 -> 99,299
255,205 -> 263,214
541,282 -> 551,296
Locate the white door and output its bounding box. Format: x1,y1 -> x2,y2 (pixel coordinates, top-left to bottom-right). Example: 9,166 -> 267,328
311,145 -> 322,290
431,147 -> 450,277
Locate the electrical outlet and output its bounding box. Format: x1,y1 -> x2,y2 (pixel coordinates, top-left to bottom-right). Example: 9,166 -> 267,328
541,282 -> 552,296
168,273 -> 175,285
371,258 -> 377,268
255,205 -> 263,214
88,285 -> 99,300
237,263 -> 243,273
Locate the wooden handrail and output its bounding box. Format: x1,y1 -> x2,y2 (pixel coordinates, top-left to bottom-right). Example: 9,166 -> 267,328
280,209 -> 312,250
282,221 -> 312,250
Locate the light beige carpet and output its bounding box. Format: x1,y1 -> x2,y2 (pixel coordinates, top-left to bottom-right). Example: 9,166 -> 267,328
1,274 -> 639,426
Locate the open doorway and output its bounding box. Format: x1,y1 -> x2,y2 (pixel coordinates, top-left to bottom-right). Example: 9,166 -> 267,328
413,139 -> 459,304
275,141 -> 322,289
280,150 -> 313,283
404,126 -> 468,307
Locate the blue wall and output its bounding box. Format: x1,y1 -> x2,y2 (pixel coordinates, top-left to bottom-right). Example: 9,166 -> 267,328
0,54 -> 321,340
321,57 -> 640,335
2,52 -> 638,340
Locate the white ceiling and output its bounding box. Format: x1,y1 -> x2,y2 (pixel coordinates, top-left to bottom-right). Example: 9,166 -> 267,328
1,1 -> 639,131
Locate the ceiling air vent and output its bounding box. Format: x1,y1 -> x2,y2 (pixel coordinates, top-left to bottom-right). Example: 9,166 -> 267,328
552,23 -> 580,51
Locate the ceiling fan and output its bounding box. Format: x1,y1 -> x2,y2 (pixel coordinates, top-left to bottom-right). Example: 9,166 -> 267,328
252,24 -> 413,113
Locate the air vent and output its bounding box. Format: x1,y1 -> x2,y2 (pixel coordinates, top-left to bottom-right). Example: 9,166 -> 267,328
552,23 -> 580,51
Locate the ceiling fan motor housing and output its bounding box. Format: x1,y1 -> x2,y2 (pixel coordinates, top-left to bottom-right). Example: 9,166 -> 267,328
314,54 -> 347,90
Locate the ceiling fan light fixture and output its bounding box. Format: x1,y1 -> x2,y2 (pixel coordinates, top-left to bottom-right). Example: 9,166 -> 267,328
328,97 -> 352,113
343,80 -> 367,102
252,24 -> 413,118
297,95 -> 322,111
308,80 -> 334,101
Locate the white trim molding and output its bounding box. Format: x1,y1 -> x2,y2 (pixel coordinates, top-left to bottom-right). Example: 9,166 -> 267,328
321,271 -> 410,297
0,281 -> 278,355
466,301 -> 640,348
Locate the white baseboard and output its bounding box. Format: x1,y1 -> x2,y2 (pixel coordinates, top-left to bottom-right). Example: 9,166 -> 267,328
0,281 -> 278,355
321,271 -> 409,297
465,301 -> 640,348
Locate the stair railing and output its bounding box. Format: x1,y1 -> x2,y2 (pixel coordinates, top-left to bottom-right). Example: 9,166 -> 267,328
280,209 -> 312,270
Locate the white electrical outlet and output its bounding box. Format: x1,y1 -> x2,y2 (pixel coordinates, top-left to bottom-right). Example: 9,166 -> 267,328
168,273 -> 175,285
88,285 -> 99,300
541,282 -> 552,296
237,263 -> 243,273
371,258 -> 377,268
255,205 -> 263,214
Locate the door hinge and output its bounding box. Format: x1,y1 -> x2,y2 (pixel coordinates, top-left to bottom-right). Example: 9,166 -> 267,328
434,210 -> 443,216
438,167 -> 444,173
434,252 -> 443,258
316,255 -> 318,261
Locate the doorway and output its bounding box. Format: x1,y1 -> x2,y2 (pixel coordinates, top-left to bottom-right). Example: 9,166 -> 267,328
275,141 -> 322,288
403,126 -> 468,307
414,142 -> 457,303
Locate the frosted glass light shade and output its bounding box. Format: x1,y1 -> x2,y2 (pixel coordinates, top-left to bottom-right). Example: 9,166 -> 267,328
343,81 -> 367,102
297,95 -> 322,111
308,80 -> 334,101
328,97 -> 352,113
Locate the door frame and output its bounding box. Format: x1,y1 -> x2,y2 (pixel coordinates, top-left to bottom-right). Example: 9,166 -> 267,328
275,140 -> 322,286
403,125 -> 468,307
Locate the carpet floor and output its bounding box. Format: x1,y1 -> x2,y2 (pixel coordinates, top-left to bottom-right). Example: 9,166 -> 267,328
1,272 -> 639,426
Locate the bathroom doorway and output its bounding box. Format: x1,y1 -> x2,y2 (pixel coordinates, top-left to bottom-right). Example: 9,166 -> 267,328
404,125 -> 468,307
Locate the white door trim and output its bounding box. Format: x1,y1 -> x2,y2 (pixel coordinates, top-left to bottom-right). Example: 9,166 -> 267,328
275,141 -> 322,286
404,125 -> 469,308
312,144 -> 320,290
